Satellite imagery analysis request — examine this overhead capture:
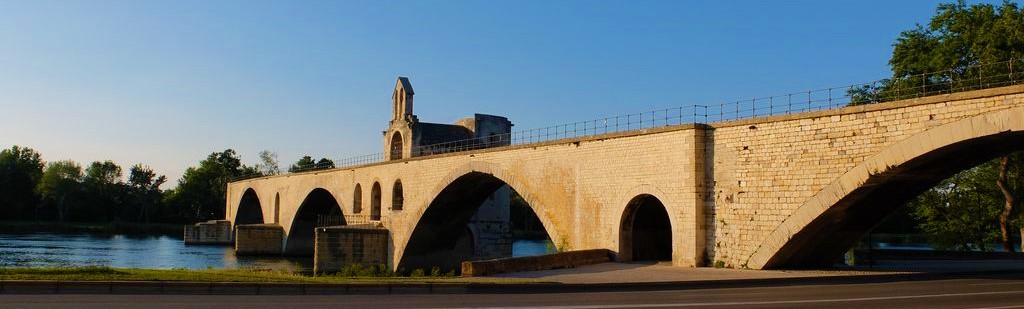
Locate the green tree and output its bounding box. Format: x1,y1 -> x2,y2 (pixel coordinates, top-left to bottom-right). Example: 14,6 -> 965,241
316,158 -> 335,170
37,160 -> 83,222
82,160 -> 126,221
289,156 -> 316,172
288,156 -> 334,172
994,154 -> 1024,251
257,150 -> 280,176
165,149 -> 257,222
910,166 -> 1004,251
127,164 -> 167,223
856,1 -> 1024,251
850,1 -> 1024,105
0,146 -> 44,220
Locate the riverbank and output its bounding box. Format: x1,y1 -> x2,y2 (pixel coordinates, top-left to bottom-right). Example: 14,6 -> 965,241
0,267 -> 506,284
0,221 -> 182,236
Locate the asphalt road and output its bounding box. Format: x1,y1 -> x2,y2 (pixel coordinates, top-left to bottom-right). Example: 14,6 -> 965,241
3,273 -> 1024,309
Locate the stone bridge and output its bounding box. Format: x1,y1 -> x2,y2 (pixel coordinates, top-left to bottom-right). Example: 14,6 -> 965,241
224,85 -> 1024,270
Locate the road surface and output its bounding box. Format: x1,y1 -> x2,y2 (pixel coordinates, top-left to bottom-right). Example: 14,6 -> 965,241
3,273 -> 1024,308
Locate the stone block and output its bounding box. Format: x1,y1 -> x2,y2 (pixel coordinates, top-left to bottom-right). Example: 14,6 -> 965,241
313,225 -> 389,274
235,224 -> 284,255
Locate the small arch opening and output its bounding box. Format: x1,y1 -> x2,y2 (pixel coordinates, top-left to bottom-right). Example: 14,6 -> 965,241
392,180 -> 404,211
273,193 -> 280,224
619,194 -> 672,263
370,182 -> 382,221
389,132 -> 404,160
353,184 -> 363,214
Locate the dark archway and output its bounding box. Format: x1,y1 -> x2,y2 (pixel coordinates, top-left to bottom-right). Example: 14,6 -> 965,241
284,188 -> 345,256
235,188 -> 264,226
397,171 -> 555,273
619,194 -> 672,262
370,182 -> 382,221
353,184 -> 363,214
390,132 -> 404,160
761,130 -> 1024,269
392,180 -> 404,211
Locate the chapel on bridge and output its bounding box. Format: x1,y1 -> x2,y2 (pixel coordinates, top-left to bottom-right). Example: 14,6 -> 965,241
383,77 -> 514,160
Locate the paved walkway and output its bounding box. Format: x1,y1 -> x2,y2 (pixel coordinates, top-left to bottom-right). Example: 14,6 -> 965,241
478,259 -> 1024,284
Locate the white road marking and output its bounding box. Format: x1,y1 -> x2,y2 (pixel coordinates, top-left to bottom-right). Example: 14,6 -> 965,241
438,290 -> 1024,309
967,305 -> 1024,309
969,281 -> 1024,286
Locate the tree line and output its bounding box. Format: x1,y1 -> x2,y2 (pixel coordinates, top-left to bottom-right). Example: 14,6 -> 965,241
858,1 -> 1024,251
0,146 -> 330,224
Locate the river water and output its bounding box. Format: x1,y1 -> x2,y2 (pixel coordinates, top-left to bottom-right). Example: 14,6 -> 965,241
0,233 -> 553,270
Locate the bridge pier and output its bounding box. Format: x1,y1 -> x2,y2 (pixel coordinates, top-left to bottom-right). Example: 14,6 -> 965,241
313,225 -> 389,274
235,224 -> 284,255
467,186 -> 513,260
183,220 -> 233,245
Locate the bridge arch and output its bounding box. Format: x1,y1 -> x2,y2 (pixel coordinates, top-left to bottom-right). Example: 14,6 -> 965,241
619,194 -> 673,263
235,188 -> 264,226
284,187 -> 346,256
747,107 -> 1024,269
395,162 -> 565,272
614,184 -> 691,265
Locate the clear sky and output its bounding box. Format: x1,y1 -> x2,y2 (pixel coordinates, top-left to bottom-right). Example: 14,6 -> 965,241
0,0 -> 989,187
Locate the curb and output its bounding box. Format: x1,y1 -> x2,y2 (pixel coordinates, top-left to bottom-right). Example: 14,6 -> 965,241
2,268 -> 1023,295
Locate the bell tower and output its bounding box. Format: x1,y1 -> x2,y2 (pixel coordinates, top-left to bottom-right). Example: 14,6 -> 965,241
386,77 -> 416,161
392,77 -> 414,122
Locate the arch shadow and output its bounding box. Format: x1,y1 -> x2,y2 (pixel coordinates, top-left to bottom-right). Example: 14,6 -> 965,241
284,188 -> 346,256
235,188 -> 264,226
396,164 -> 563,273
748,107 -> 1024,269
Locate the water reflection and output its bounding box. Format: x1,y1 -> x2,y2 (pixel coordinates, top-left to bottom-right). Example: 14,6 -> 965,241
0,233 -> 555,271
0,233 -> 309,272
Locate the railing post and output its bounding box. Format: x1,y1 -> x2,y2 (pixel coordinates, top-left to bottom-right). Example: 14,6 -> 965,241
828,88 -> 832,108
787,93 -> 792,114
806,91 -> 811,112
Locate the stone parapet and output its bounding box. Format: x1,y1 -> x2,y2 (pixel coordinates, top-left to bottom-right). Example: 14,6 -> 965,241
460,249 -> 611,277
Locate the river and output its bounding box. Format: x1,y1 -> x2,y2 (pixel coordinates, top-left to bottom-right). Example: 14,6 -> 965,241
0,233 -> 553,271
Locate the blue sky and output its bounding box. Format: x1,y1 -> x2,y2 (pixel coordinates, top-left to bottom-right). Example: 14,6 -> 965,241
0,0 -> 984,186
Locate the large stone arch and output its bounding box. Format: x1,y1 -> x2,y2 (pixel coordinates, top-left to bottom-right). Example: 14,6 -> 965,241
747,107 -> 1024,269
394,161 -> 566,272
283,187 -> 346,256
235,188 -> 264,226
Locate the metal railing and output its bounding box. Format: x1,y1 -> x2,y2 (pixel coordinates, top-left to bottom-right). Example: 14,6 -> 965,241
232,58 -> 1024,182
